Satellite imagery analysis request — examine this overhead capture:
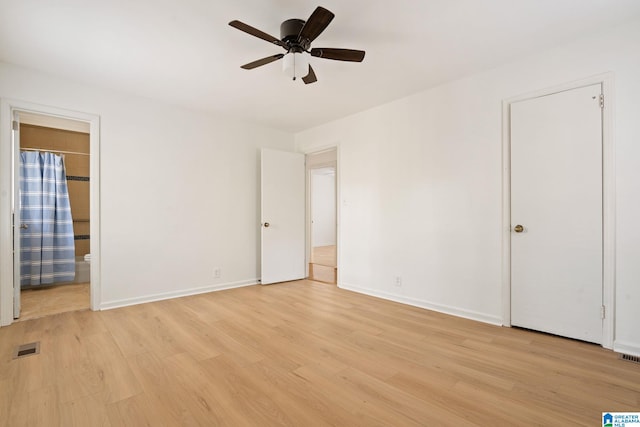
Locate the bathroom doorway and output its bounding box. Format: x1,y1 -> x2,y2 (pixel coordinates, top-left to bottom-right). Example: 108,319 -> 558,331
1,101 -> 101,326
15,113 -> 91,320
307,149 -> 337,284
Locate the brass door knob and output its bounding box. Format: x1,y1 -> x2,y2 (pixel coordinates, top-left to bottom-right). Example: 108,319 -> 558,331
263,222 -> 270,228
514,224 -> 524,233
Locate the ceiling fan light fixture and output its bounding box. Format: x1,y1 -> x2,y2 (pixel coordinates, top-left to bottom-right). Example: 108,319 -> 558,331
230,6 -> 364,84
283,52 -> 309,81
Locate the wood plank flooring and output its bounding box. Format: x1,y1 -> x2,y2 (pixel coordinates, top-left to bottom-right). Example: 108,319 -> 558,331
18,283 -> 90,322
311,245 -> 336,267
310,245 -> 337,283
1,280 -> 638,426
308,263 -> 336,284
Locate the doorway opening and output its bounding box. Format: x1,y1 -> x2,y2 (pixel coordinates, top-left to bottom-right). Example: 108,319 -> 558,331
306,149 -> 337,284
16,113 -> 91,320
0,99 -> 101,326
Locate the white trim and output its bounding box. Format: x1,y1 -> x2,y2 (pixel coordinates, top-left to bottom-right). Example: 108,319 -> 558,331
0,100 -> 13,325
18,112 -> 90,133
340,282 -> 503,326
0,99 -> 101,326
100,279 -> 258,310
87,115 -> 101,312
297,142 -> 340,156
501,72 -> 615,349
501,98 -> 512,328
305,166 -> 310,278
12,114 -> 21,317
614,341 -> 640,358
601,75 -> 616,351
336,145 -> 341,286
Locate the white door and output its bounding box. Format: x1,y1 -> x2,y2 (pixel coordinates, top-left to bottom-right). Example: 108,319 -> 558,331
12,114 -> 21,318
261,149 -> 305,285
511,84 -> 603,343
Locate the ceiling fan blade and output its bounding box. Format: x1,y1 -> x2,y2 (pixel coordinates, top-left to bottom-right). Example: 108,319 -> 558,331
302,65 -> 317,84
240,54 -> 285,70
229,20 -> 287,48
310,48 -> 365,62
298,7 -> 335,43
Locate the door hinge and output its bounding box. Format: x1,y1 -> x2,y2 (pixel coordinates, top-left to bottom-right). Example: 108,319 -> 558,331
599,94 -> 604,109
601,305 -> 606,319
12,120 -> 19,131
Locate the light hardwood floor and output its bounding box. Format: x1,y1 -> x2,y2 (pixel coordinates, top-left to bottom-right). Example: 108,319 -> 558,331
1,280 -> 638,426
18,283 -> 90,322
310,245 -> 337,283
311,245 -> 336,267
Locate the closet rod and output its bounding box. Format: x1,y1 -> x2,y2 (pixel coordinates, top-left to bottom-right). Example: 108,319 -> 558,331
20,147 -> 90,157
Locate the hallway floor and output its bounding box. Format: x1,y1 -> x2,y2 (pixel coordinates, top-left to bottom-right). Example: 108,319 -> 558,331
310,245 -> 337,283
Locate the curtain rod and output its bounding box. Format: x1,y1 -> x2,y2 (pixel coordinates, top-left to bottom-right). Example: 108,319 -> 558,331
20,147 -> 90,157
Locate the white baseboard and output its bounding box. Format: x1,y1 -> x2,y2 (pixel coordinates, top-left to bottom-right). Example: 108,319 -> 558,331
614,340 -> 640,357
338,282 -> 503,326
100,279 -> 258,311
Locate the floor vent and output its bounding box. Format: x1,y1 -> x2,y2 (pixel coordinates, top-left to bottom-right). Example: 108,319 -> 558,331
621,353 -> 640,364
13,342 -> 40,359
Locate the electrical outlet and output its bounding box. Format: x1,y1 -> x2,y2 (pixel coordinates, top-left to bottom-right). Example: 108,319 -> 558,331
214,268 -> 221,278
394,276 -> 402,287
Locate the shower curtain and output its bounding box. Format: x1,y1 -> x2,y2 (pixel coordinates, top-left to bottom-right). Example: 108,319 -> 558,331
20,151 -> 76,286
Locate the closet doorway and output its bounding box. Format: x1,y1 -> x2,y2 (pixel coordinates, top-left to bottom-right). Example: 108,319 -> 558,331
501,74 -> 615,348
307,149 -> 337,284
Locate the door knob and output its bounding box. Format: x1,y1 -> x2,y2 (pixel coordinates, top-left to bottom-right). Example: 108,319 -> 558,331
20,224 -> 28,230
263,222 -> 270,228
514,224 -> 524,233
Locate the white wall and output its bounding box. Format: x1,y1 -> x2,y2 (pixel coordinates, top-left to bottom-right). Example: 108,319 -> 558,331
0,61 -> 294,311
296,19 -> 640,354
311,170 -> 336,247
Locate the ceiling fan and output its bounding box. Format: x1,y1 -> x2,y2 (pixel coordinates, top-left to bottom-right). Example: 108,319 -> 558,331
229,6 -> 365,84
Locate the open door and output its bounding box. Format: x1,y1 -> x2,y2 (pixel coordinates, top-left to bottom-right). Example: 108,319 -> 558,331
12,114 -> 21,318
260,149 -> 305,285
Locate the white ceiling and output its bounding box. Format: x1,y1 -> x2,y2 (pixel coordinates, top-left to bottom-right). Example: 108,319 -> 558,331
1,0 -> 640,133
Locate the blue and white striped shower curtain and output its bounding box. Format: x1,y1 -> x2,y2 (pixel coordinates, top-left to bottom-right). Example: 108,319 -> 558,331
20,151 -> 75,286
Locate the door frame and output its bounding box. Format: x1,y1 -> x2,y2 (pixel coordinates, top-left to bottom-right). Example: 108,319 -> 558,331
0,98 -> 101,326
501,73 -> 615,349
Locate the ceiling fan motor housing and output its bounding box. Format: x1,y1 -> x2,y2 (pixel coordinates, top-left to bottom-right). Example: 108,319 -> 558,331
281,19 -> 309,50
229,6 -> 364,84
